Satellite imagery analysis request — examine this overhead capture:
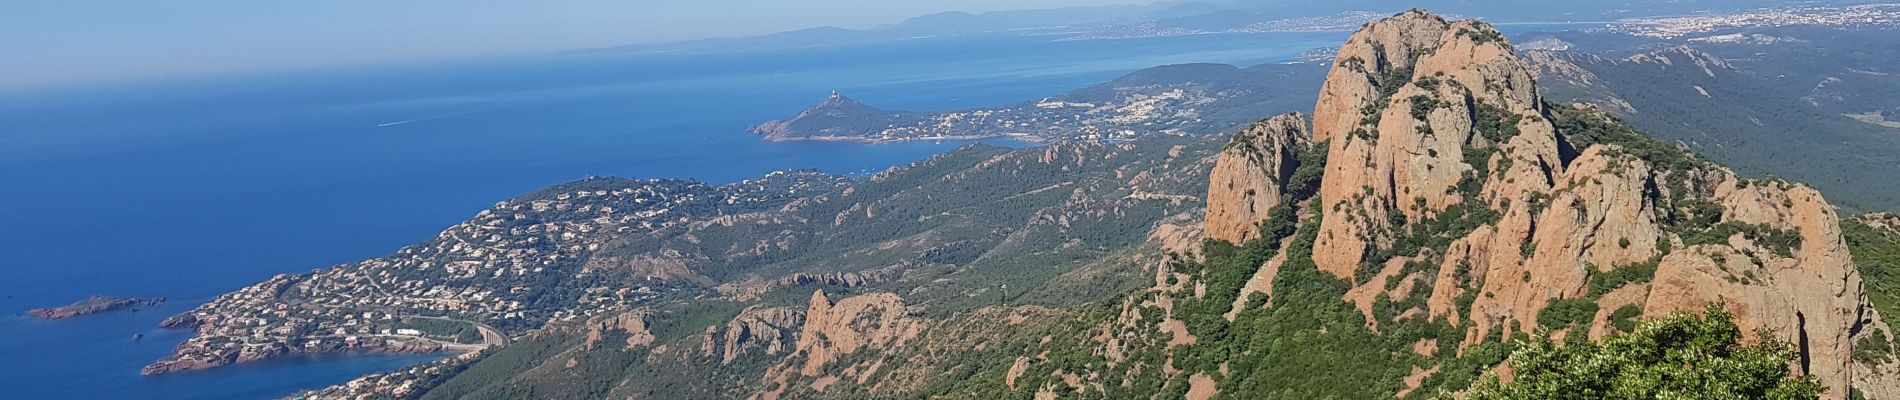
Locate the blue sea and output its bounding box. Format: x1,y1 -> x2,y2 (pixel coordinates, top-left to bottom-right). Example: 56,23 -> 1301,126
0,23 -> 1594,398
0,31 -> 1349,399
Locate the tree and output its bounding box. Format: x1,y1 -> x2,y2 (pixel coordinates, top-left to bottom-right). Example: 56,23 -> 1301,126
1457,304 -> 1823,400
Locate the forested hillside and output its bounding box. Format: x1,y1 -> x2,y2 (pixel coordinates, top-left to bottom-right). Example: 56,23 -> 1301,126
275,11 -> 1900,400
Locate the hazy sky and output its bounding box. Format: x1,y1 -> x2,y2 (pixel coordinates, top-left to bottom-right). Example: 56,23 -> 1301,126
0,0 -> 1146,88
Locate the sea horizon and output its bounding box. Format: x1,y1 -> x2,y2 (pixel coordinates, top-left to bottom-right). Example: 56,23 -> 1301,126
0,30 -> 1359,399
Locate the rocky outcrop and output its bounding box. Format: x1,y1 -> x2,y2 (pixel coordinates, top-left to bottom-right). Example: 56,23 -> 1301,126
717,270 -> 896,302
24,296 -> 163,319
1204,113 -> 1310,244
749,291 -> 927,400
1311,10 -> 1450,144
791,291 -> 924,376
1461,145 -> 1662,344
1311,11 -> 1564,281
157,312 -> 200,329
710,306 -> 803,364
143,335 -> 446,375
583,311 -> 655,350
1193,9 -> 1898,398
1636,177 -> 1886,397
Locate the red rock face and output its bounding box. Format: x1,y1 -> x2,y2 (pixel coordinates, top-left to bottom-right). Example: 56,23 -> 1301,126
1204,113 -> 1310,244
1190,9 -> 1899,399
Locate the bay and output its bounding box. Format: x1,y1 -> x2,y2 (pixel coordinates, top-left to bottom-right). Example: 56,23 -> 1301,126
0,31 -> 1346,399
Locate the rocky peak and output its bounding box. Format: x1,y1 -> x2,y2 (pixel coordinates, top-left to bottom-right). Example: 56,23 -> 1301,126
1191,10 -> 1898,397
583,311 -> 655,350
1309,11 -> 1563,281
750,91 -> 910,141
790,291 -> 922,376
1310,10 -> 1447,144
816,90 -> 863,109
1204,113 -> 1312,244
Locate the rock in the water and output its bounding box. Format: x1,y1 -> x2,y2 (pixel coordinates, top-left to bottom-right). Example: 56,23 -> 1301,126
23,296 -> 163,320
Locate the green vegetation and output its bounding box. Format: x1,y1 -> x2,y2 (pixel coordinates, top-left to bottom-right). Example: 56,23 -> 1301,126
1472,103 -> 1522,144
1854,330 -> 1896,365
420,333 -> 584,400
1535,299 -> 1597,330
1364,201 -> 1500,277
393,317 -> 485,344
1456,27 -> 1508,48
1681,221 -> 1803,258
1537,43 -> 1900,210
1608,305 -> 1643,333
1585,261 -> 1658,298
1096,137 -> 1507,399
1456,148 -> 1498,196
1410,95 -> 1442,120
1462,305 -> 1823,400
1843,218 -> 1900,335
1552,106 -> 1708,175
1364,40 -> 1434,101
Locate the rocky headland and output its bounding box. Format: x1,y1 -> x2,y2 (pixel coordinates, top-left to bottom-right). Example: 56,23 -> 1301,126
23,296 -> 164,320
752,63 -> 1327,143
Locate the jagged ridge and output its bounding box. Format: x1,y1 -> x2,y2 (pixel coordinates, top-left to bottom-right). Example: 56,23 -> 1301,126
1194,9 -> 1898,399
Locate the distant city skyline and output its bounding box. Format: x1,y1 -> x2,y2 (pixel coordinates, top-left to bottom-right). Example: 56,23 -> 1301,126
0,0 -> 1150,89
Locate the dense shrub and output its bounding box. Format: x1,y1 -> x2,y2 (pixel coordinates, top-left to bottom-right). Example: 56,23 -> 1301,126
1461,305 -> 1823,400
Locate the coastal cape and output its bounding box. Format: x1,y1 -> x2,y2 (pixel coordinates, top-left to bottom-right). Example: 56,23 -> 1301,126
24,296 -> 163,320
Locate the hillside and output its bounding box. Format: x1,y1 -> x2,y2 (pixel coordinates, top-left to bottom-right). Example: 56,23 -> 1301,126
165,10 -> 1900,400
752,62 -> 1325,143
155,135 -> 1217,382
1527,38 -> 1900,211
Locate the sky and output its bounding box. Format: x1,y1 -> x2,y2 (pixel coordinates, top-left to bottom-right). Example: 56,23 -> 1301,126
0,0 -> 1148,89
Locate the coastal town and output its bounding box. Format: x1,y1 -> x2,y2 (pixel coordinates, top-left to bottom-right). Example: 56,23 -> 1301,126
752,62 -> 1326,143
145,172 -> 849,375
1605,3 -> 1900,38
1063,3 -> 1900,42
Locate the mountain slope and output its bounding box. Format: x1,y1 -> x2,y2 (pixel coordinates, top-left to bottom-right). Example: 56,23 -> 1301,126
271,10 -> 1900,400
1528,44 -> 1900,211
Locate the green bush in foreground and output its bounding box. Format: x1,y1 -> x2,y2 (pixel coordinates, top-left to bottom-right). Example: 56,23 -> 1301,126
1458,304 -> 1822,400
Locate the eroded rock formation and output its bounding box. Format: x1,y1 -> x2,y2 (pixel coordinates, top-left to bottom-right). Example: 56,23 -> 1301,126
1183,9 -> 1897,398
1205,113 -> 1311,244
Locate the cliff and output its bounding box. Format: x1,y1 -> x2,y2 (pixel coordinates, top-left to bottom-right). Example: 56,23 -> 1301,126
1525,43 -> 1900,211
1192,9 -> 1898,398
1204,113 -> 1311,244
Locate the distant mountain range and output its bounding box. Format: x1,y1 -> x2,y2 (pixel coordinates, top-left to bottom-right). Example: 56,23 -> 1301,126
570,0 -> 1864,55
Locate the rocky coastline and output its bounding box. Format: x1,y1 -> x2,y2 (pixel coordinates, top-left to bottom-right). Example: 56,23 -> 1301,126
22,296 -> 164,320
141,336 -> 450,375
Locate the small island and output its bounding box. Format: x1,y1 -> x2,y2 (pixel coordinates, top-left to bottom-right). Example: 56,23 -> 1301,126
24,296 -> 164,319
